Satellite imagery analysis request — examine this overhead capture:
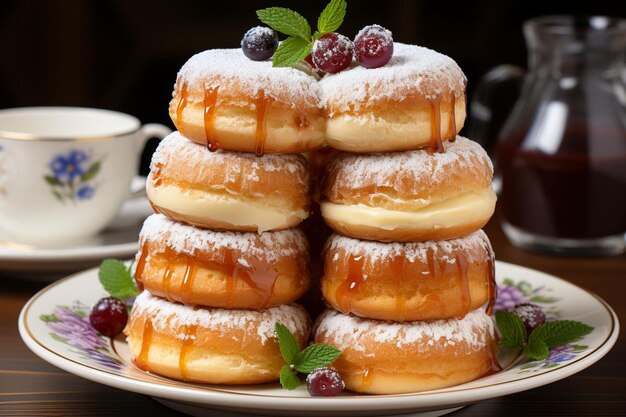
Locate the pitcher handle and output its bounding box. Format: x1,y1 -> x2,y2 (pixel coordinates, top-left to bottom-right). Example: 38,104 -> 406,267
466,65 -> 525,153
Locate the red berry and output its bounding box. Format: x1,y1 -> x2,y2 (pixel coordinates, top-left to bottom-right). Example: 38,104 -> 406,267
89,297 -> 128,337
513,303 -> 546,334
306,367 -> 345,396
241,26 -> 279,61
312,33 -> 354,74
354,24 -> 394,69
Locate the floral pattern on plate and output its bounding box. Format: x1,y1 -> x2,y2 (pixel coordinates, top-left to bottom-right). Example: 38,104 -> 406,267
44,150 -> 102,203
40,301 -> 122,369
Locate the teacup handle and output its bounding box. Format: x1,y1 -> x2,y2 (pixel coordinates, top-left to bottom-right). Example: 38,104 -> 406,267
129,123 -> 172,198
466,64 -> 525,154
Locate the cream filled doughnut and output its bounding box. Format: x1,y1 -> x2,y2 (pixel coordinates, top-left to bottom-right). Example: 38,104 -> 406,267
125,292 -> 310,384
320,136 -> 496,242
135,214 -> 311,309
170,48 -> 325,154
322,231 -> 495,321
148,132 -> 311,232
313,309 -> 498,394
321,43 -> 466,153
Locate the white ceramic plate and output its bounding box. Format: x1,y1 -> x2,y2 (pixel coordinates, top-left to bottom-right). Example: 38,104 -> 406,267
0,188 -> 152,276
19,261 -> 619,417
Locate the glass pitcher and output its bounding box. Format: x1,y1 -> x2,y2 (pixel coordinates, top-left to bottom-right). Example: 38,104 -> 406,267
478,16 -> 626,256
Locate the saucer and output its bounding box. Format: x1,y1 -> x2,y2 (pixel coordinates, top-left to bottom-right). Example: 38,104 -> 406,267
19,261 -> 619,416
0,193 -> 151,277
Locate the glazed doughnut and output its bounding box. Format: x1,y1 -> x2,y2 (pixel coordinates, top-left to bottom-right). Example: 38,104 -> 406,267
313,309 -> 498,394
148,132 -> 311,232
320,136 -> 496,242
322,231 -> 495,321
321,43 -> 466,153
125,292 -> 310,384
170,48 -> 325,154
134,214 -> 310,309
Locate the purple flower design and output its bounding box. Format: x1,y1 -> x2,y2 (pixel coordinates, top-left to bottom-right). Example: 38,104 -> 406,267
50,150 -> 88,183
42,305 -> 122,370
546,344 -> 576,364
76,184 -> 95,200
493,284 -> 527,312
47,307 -> 106,351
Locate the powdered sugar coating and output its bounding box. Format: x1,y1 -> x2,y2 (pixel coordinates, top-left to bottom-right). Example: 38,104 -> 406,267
315,308 -> 495,353
132,291 -> 309,344
321,42 -> 466,112
326,229 -> 493,265
150,132 -> 309,189
323,136 -> 493,201
174,48 -> 321,108
139,214 -> 307,262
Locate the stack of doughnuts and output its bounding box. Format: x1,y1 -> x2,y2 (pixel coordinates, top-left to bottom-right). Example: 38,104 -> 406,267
125,49 -> 322,384
313,43 -> 500,394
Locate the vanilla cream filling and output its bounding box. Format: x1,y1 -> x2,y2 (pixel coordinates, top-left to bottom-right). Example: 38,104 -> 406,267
147,184 -> 307,233
321,188 -> 496,231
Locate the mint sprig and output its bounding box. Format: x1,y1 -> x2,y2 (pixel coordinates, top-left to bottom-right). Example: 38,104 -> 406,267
98,259 -> 139,301
495,311 -> 593,361
274,323 -> 341,390
257,0 -> 347,68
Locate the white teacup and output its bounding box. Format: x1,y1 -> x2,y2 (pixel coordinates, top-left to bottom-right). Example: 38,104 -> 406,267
0,107 -> 171,246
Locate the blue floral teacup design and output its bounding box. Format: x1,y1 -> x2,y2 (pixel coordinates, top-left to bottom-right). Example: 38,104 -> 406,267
45,150 -> 102,203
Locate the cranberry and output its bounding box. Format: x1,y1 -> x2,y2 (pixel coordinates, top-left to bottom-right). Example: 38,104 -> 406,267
513,303 -> 546,334
312,33 -> 354,74
241,26 -> 279,61
354,24 -> 394,68
89,297 -> 128,338
306,367 -> 345,396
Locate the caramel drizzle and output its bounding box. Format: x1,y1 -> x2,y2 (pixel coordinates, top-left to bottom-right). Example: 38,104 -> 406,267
485,256 -> 496,315
176,81 -> 189,135
255,90 -> 269,156
428,95 -> 444,153
335,254 -> 365,313
179,323 -> 198,380
425,248 -> 446,317
142,247 -> 278,308
134,243 -> 148,292
203,84 -> 220,152
135,318 -> 154,372
448,94 -> 457,141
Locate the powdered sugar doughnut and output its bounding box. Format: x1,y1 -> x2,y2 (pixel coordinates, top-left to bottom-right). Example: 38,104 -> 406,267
320,137 -> 496,242
313,308 -> 498,394
135,214 -> 310,309
322,231 -> 496,321
170,48 -> 325,154
321,43 -> 466,153
125,292 -> 310,384
147,132 -> 311,232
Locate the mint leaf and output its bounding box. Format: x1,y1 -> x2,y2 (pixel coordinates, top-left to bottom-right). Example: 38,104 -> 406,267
98,259 -> 139,301
524,339 -> 550,360
293,344 -> 341,373
495,311 -> 527,349
275,323 -> 300,364
528,320 -> 593,349
279,365 -> 301,390
257,7 -> 311,40
317,0 -> 347,34
272,37 -> 312,68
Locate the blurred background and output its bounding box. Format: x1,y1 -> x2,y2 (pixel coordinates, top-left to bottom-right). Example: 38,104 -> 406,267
1,0 -> 625,172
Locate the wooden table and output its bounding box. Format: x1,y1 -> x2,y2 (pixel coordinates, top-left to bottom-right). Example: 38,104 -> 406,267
1,212 -> 625,416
